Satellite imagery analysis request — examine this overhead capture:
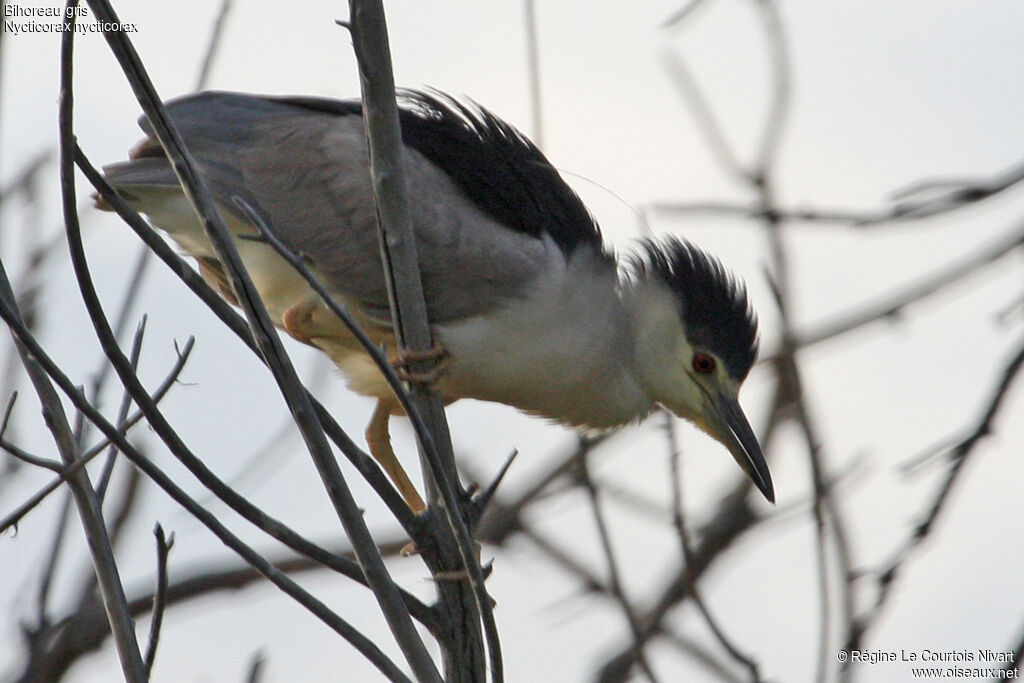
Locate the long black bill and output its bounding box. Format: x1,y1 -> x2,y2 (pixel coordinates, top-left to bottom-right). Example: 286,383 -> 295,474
709,392 -> 775,503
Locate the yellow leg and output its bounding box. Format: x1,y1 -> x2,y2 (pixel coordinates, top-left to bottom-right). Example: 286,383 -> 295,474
366,399 -> 426,514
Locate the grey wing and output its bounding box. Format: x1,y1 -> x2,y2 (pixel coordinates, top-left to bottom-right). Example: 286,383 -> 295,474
102,91 -> 555,323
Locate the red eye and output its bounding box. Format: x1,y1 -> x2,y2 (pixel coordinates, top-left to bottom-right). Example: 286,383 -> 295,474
692,353 -> 716,374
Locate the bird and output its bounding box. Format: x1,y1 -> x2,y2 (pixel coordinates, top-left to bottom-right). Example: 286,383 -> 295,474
96,89 -> 774,511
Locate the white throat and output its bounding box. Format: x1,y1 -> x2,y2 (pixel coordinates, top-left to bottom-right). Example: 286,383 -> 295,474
434,248 -> 657,429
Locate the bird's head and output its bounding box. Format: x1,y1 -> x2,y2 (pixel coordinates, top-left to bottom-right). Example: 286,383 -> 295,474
630,238 -> 774,503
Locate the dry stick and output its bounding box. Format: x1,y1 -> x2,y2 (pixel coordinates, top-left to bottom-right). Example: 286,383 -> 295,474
144,524 -> 174,675
598,396 -> 807,683
232,199 -> 439,495
347,2 -> 502,681
751,6 -> 855,676
657,628 -> 745,683
2,259 -> 147,679
664,412 -> 762,681
660,0 -> 712,29
83,5 -> 440,679
82,157 -> 438,632
22,534 -> 420,682
68,325 -> 148,630
660,51 -> 749,183
752,0 -> 791,175
94,310 -> 150,500
0,430 -> 62,470
122,535 -> 414,615
754,4 -> 856,681
55,9 -> 149,678
594,390 -> 793,678
522,0 -> 544,148
244,650 -> 267,683
757,115 -> 858,683
650,154 -> 1024,228
0,300 -> 413,683
34,490 -> 74,640
595,479 -> 762,683
0,339 -> 193,534
194,0 -> 233,91
755,222 -> 1024,361
847,337 -> 1024,656
81,154 -> 419,536
68,186 -> 438,630
578,453 -> 661,683
475,434 -> 609,543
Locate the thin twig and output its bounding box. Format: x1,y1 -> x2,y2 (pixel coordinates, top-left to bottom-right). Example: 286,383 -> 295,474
0,338 -> 194,534
82,153 -> 419,534
768,222 -> 1024,358
665,411 -> 762,681
194,0 -> 233,90
144,524 -> 174,675
523,0 -> 544,148
651,155 -> 1024,228
578,451 -> 661,683
0,296 -> 415,681
56,10 -> 147,677
244,649 -> 266,683
660,50 -> 750,183
594,478 -> 763,682
348,2 -> 500,679
95,311 -> 148,500
848,336 -> 1024,656
82,5 -> 439,677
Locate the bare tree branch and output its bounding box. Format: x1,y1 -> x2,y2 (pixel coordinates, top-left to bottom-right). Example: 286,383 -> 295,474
578,451 -> 660,683
665,413 -> 762,681
847,336 -> 1024,658
81,4 -> 439,678
348,1 -> 501,679
143,524 -> 173,675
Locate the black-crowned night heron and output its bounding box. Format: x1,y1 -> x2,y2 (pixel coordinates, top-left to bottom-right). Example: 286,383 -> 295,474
97,90 -> 774,511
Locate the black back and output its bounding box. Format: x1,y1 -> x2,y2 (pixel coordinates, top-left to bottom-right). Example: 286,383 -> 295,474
273,90 -> 604,256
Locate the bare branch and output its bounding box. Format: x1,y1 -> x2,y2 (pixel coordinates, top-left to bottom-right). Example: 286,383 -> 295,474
766,222 -> 1024,358
0,337 -> 194,535
578,451 -> 661,683
82,4 -> 437,677
665,412 -> 763,681
348,1 -> 500,679
651,155 -> 1024,228
0,294 -> 414,681
193,0 -> 233,91
143,524 -> 174,675
848,336 -> 1024,656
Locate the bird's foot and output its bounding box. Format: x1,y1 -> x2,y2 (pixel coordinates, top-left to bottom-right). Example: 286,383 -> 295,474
390,343 -> 449,385
282,299 -> 320,345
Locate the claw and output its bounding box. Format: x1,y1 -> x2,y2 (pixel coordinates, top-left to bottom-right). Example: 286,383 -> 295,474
390,343 -> 449,385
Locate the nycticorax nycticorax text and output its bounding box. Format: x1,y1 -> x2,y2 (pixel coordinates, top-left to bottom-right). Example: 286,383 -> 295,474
97,90 -> 774,510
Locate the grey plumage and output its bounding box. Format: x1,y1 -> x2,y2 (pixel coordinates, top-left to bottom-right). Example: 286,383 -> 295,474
104,90 -> 567,324
98,89 -> 774,503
